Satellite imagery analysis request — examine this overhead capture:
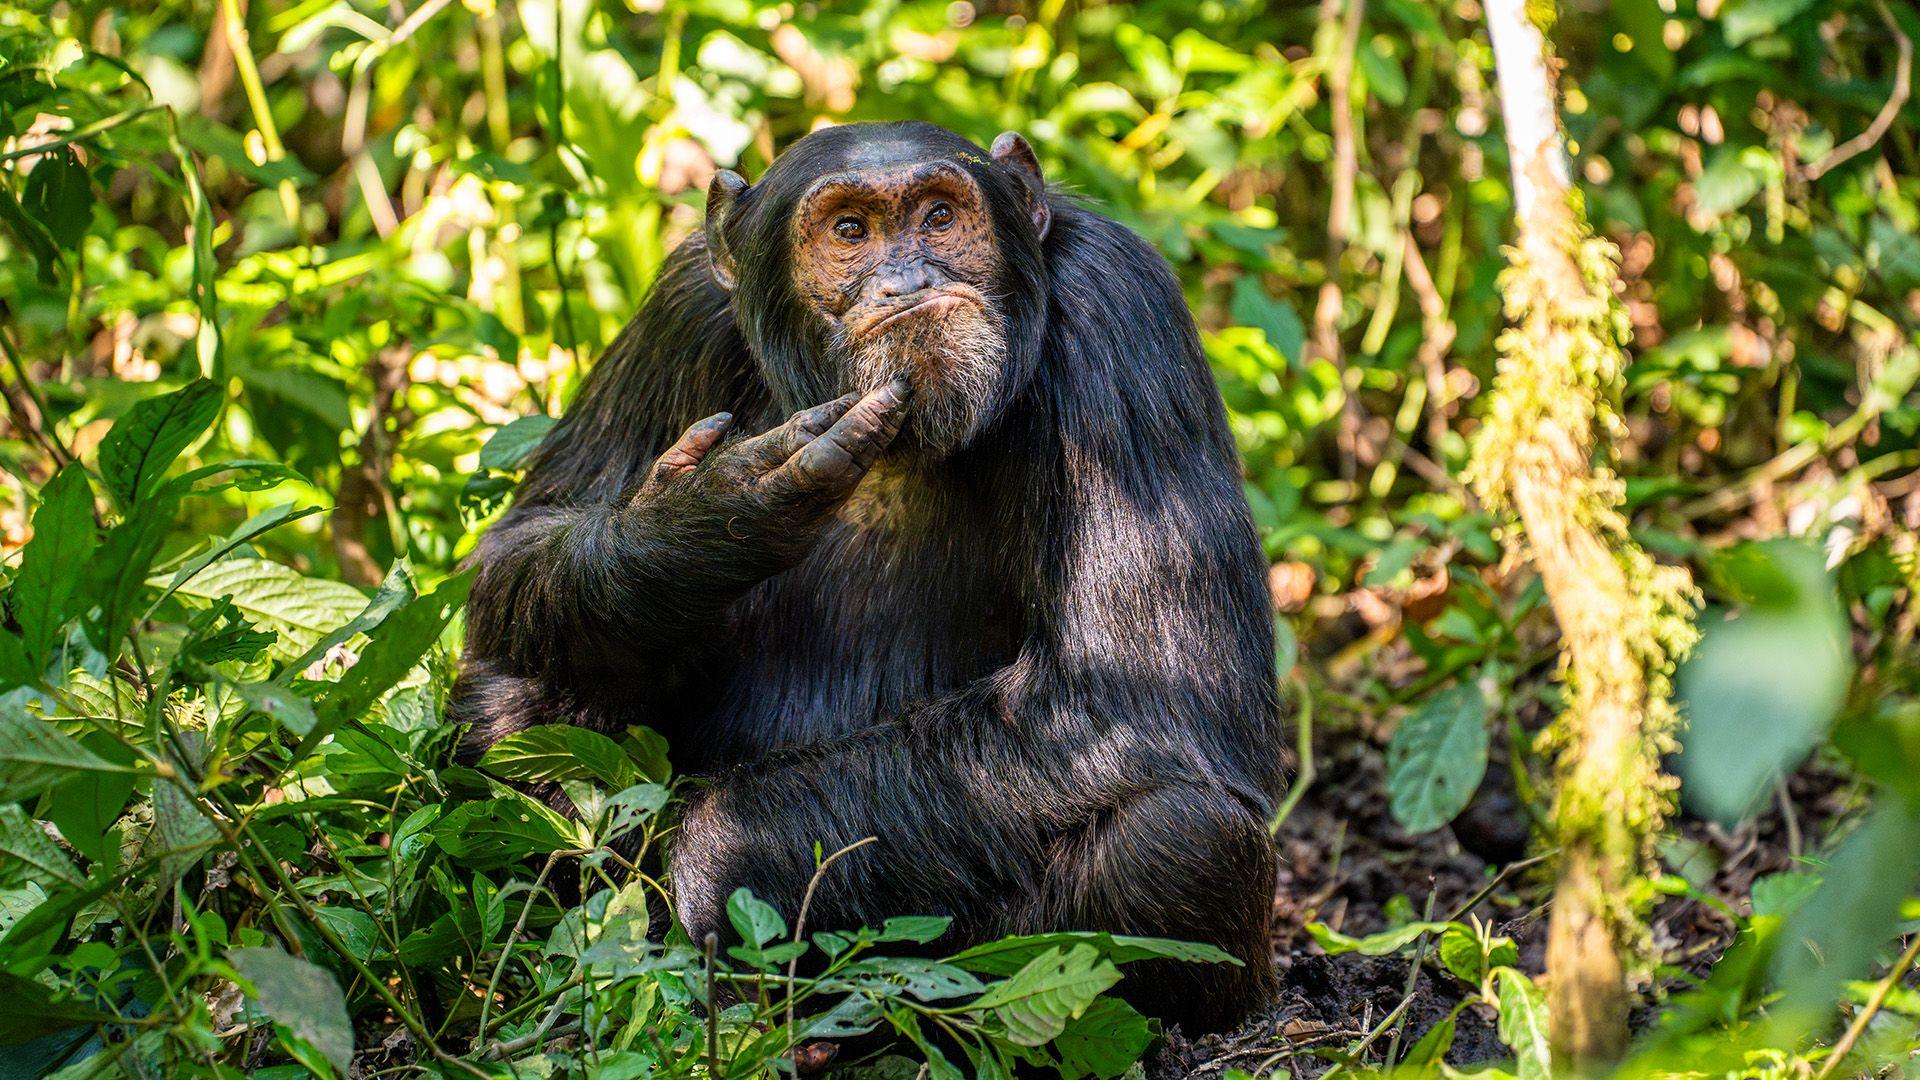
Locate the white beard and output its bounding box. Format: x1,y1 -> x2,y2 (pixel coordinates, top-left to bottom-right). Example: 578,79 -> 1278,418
836,302 -> 1007,454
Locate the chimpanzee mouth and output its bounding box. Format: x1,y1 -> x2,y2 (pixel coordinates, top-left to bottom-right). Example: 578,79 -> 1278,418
861,285 -> 985,335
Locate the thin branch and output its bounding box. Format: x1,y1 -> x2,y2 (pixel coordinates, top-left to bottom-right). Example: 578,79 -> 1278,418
785,836 -> 879,1052
1814,932 -> 1920,1080
1803,0 -> 1912,181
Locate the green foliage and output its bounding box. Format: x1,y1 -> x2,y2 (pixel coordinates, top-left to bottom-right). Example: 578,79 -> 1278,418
1,0 -> 1918,1075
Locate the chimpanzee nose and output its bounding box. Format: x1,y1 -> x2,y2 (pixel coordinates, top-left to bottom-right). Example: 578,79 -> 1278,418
873,261 -> 939,298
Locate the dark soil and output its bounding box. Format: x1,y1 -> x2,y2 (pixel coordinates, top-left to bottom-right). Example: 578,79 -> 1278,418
1145,723 -> 1856,1078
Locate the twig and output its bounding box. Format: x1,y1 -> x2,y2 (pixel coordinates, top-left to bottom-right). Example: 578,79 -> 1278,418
217,0 -> 302,230
705,930 -> 722,1074
1268,683 -> 1316,835
1803,0 -> 1912,181
0,105 -> 164,164
475,852 -> 566,1049
1401,231 -> 1457,454
1312,0 -> 1367,481
1814,931 -> 1920,1080
785,836 -> 879,1053
0,319 -> 76,468
1381,887 -> 1439,1067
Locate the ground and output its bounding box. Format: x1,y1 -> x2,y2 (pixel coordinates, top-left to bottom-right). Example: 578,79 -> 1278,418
1145,726 -> 1854,1078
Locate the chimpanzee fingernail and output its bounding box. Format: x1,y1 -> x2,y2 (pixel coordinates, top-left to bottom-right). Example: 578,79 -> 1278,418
888,377 -> 913,400
709,412 -> 733,426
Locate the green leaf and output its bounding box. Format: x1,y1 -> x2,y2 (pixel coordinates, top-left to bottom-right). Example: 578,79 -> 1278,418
480,724 -> 642,790
620,725 -> 673,784
1693,148 -> 1765,218
433,788 -> 583,868
21,146 -> 91,250
479,414 -> 558,471
297,570 -> 472,757
1679,542 -> 1849,824
42,732 -> 137,863
948,931 -> 1238,976
1749,870 -> 1822,920
152,502 -> 324,616
1386,682 -> 1489,833
598,782 -> 670,843
1493,967 -> 1550,1080
283,559 -> 417,677
232,681 -> 319,737
969,944 -> 1120,1046
1307,919 -> 1452,957
160,557 -> 370,664
98,379 -> 222,510
179,597 -> 278,667
878,915 -> 953,944
11,466 -> 98,669
1051,997 -> 1156,1079
229,946 -> 354,1074
726,887 -> 786,948
0,806 -> 81,888
0,702 -> 130,805
0,970 -> 122,1045
1401,1002 -> 1465,1072
1719,0 -> 1818,44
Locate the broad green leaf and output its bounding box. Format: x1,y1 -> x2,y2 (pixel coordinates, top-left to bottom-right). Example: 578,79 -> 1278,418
621,725 -> 672,783
21,145 -> 90,249
0,702 -> 130,805
0,806 -> 81,888
433,787 -> 584,868
229,946 -> 354,1074
726,887 -> 786,948
969,944 -> 1120,1046
42,732 -> 137,862
152,771 -> 219,886
1386,682 -> 1488,833
1692,148 -> 1765,218
480,724 -> 642,790
948,931 -> 1238,976
151,502 -> 324,615
99,379 -> 222,510
1679,542 -> 1849,824
479,414 -> 558,471
1051,997 -> 1156,1079
11,466 -> 98,669
1494,967 -> 1550,1080
161,558 -> 370,664
1436,924 -> 1518,985
1771,798 -> 1920,1029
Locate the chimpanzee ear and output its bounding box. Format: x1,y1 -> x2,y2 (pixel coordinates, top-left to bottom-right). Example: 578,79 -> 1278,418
704,170 -> 748,291
990,131 -> 1050,241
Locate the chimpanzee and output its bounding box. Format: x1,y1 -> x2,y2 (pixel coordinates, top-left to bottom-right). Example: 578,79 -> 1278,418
451,121 -> 1284,1031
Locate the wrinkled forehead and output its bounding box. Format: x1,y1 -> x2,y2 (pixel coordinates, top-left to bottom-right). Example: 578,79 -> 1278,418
793,157 -> 985,218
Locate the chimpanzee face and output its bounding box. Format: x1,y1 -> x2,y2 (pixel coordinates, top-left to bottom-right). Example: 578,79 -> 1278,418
704,123 -> 1052,458
788,160 -> 1007,454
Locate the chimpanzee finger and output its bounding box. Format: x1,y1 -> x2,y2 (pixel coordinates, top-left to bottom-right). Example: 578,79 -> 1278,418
732,392 -> 861,472
650,412 -> 735,483
773,379 -> 911,492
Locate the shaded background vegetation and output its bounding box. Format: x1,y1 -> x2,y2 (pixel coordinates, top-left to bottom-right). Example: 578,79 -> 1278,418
2,0 -> 1919,1075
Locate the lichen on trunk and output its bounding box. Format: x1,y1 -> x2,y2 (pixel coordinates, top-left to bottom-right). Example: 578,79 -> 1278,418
1474,0 -> 1700,1070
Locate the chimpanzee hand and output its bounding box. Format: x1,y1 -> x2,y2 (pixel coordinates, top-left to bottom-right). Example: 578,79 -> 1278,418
625,379 -> 911,596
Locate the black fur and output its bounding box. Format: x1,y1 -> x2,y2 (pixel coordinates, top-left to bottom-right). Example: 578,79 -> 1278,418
452,122 -> 1284,1031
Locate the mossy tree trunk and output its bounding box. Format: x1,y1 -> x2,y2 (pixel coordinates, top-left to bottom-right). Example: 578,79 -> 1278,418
1474,0 -> 1700,1071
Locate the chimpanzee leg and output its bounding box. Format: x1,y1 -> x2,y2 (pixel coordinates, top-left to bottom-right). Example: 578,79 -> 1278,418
671,774 -> 1276,1035
1014,783 -> 1278,1033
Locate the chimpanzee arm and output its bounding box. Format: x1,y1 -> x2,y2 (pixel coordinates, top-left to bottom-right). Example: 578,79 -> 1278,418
672,207 -> 1285,971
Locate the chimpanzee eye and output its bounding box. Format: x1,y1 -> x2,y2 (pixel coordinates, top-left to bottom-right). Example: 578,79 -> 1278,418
924,203 -> 955,231
833,216 -> 867,241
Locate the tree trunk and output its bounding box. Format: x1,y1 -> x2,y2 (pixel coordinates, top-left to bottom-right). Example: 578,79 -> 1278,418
1475,0 -> 1700,1071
